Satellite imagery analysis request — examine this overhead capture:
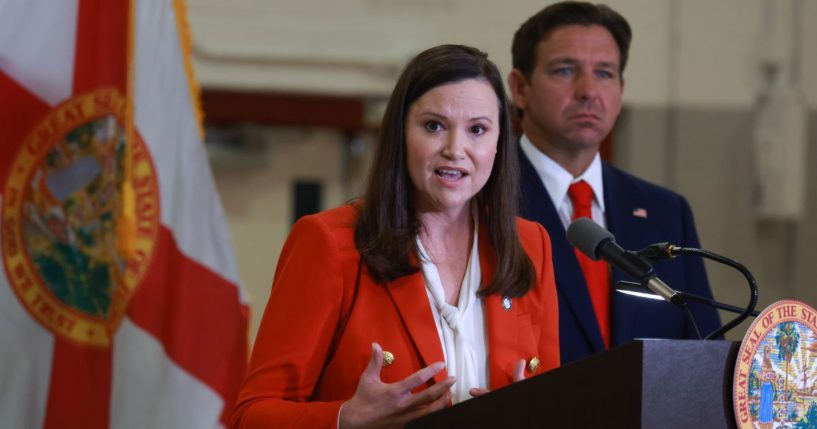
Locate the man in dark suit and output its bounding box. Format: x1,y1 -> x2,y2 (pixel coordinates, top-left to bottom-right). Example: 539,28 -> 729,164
507,1 -> 721,365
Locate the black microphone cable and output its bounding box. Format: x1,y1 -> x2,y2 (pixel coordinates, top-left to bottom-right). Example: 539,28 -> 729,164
637,243 -> 759,339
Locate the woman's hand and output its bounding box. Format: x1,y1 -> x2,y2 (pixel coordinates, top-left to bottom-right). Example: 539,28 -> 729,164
467,359 -> 526,398
339,343 -> 456,429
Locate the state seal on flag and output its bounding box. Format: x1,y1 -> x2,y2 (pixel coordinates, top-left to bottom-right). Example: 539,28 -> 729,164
733,299 -> 817,429
1,88 -> 159,347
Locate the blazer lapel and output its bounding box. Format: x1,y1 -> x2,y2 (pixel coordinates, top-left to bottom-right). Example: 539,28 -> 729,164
477,223 -> 518,389
383,263 -> 448,383
519,151 -> 605,353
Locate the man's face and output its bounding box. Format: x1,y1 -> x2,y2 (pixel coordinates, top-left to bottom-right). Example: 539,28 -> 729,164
511,24 -> 623,153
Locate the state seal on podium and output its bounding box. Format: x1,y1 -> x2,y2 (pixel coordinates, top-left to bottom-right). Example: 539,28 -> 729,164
734,299 -> 817,428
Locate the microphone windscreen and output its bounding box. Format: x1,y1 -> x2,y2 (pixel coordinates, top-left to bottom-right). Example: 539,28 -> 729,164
566,217 -> 614,260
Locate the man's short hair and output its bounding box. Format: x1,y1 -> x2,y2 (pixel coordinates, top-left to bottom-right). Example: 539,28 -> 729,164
512,1 -> 632,79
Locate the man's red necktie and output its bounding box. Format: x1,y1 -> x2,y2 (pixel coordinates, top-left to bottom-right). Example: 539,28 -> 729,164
568,180 -> 611,348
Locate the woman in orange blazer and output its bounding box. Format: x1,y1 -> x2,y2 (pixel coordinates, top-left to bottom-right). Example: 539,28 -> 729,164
232,45 -> 559,429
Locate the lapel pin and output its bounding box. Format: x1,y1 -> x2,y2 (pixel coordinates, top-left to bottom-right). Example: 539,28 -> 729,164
632,208 -> 648,218
502,296 -> 512,311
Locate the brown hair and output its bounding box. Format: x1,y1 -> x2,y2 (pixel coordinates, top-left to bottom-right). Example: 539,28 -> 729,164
354,44 -> 534,297
512,1 -> 632,79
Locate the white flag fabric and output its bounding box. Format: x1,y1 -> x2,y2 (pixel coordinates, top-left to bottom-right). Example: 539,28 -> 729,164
0,1 -> 249,428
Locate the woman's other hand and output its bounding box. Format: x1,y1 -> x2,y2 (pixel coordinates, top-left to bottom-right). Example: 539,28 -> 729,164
467,358 -> 526,398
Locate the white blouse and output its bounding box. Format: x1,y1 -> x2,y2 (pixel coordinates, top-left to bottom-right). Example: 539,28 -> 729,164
416,217 -> 487,404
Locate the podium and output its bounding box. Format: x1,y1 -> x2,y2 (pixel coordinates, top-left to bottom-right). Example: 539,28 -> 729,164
407,339 -> 740,429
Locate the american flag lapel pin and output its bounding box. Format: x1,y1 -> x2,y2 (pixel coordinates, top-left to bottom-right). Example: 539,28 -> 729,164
632,208 -> 648,218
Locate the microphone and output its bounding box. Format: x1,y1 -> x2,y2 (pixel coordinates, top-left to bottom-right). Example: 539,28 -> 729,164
569,219 -> 760,339
566,218 -> 681,305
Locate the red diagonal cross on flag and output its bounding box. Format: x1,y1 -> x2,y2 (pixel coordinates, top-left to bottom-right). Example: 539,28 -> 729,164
0,1 -> 249,428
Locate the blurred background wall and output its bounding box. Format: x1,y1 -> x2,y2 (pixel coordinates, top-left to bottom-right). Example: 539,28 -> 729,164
186,0 -> 817,341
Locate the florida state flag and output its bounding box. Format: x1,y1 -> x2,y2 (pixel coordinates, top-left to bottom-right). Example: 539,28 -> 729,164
0,1 -> 249,428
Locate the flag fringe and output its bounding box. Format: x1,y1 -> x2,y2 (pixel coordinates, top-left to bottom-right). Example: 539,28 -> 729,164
118,0 -> 137,259
173,0 -> 206,141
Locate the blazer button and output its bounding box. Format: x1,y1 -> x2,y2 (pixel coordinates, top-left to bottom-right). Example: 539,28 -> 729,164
528,356 -> 540,373
382,351 -> 395,367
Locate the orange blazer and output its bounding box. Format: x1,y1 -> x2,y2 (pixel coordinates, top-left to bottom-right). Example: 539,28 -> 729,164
232,204 -> 559,428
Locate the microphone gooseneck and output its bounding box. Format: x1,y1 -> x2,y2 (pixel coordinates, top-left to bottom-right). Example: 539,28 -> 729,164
661,246 -> 759,340
635,241 -> 760,338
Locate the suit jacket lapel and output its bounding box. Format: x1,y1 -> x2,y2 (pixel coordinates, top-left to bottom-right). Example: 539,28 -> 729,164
383,267 -> 448,383
602,164 -> 640,344
519,151 -> 605,353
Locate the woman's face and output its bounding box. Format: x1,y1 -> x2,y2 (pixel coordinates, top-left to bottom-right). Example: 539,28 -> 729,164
405,78 -> 500,216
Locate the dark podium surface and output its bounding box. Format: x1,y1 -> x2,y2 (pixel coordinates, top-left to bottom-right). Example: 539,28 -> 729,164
407,339 -> 740,429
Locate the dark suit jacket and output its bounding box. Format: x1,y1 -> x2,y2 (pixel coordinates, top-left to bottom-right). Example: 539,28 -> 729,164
233,204 -> 560,428
519,151 -> 721,365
